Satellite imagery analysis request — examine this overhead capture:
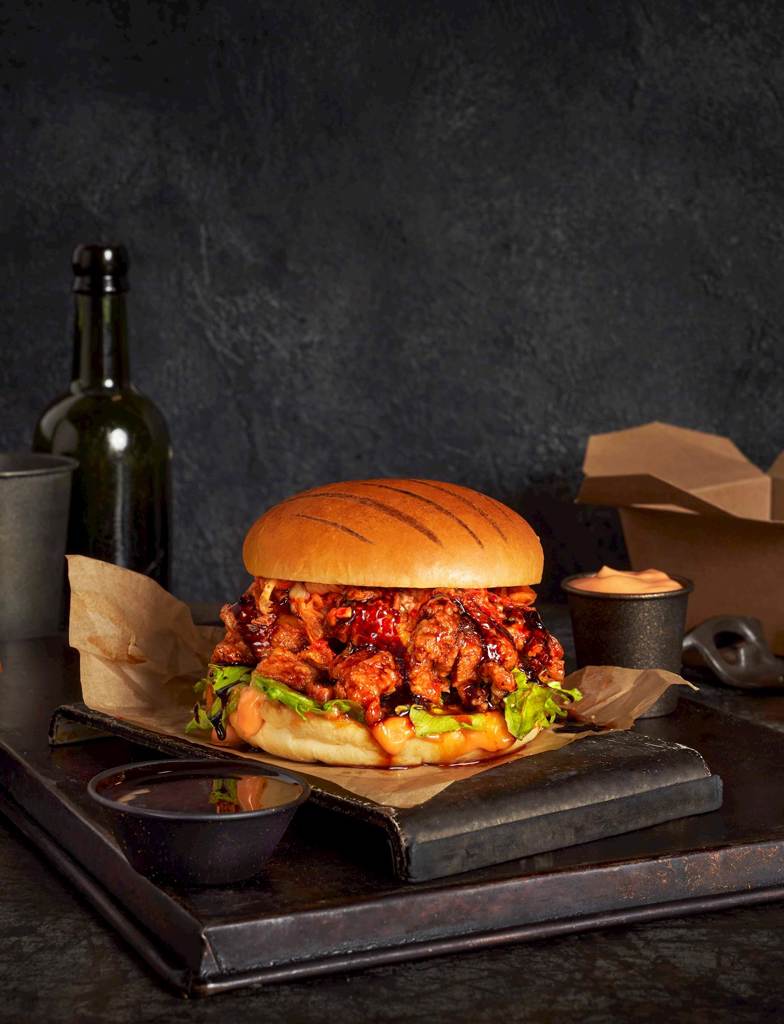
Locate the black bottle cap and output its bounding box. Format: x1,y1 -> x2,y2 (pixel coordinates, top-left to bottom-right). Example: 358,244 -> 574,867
72,243 -> 130,294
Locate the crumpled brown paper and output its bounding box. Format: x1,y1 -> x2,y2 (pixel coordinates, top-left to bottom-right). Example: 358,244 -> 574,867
67,556 -> 695,809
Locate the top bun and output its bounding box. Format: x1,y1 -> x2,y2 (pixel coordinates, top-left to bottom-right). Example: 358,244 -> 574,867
242,478 -> 543,588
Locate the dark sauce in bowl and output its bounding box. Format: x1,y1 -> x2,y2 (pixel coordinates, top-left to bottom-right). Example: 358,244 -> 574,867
108,771 -> 302,816
92,761 -> 307,818
88,760 -> 310,885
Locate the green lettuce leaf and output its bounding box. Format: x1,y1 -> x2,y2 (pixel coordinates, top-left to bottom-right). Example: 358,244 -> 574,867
210,664 -> 253,693
322,698 -> 365,722
226,688 -> 242,716
187,662 -> 368,737
408,705 -> 485,737
250,674 -> 366,722
503,669 -> 582,740
193,665 -> 251,701
185,705 -> 213,734
251,675 -> 322,718
187,666 -> 254,739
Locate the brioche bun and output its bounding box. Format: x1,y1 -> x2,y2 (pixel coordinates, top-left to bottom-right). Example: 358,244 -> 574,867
228,686 -> 540,767
242,478 -> 542,589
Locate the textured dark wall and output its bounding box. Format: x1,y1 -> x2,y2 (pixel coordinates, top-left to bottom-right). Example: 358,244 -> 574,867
2,0 -> 784,600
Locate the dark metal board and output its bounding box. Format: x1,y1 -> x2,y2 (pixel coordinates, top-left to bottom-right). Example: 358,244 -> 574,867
2,635 -> 784,997
49,701 -> 723,882
3,785 -> 783,1000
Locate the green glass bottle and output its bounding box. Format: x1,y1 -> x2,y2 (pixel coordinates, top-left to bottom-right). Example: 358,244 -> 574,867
33,244 -> 172,588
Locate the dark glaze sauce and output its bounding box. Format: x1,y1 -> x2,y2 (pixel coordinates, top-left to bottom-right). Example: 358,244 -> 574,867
454,680 -> 488,710
381,679 -> 414,714
203,674 -> 249,742
513,606 -> 558,678
107,771 -> 302,815
349,599 -> 404,655
454,596 -> 517,664
229,593 -> 274,661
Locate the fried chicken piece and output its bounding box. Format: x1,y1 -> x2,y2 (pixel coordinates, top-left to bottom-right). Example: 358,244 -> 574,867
211,597 -> 261,664
270,613 -> 308,653
452,659 -> 516,714
540,632 -> 565,681
300,639 -> 336,672
479,660 -> 516,702
452,626 -> 483,686
212,579 -> 566,731
503,617 -> 531,653
330,649 -> 401,725
514,612 -> 565,681
256,649 -> 333,704
211,633 -> 255,665
212,591 -> 278,662
458,682 -> 491,712
406,596 -> 462,705
390,589 -> 431,645
450,625 -> 489,710
458,592 -> 518,670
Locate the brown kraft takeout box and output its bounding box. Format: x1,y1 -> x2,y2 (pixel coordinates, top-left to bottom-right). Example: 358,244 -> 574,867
577,421 -> 784,653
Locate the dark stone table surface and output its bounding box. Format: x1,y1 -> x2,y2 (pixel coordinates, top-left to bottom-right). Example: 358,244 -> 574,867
2,605 -> 784,1023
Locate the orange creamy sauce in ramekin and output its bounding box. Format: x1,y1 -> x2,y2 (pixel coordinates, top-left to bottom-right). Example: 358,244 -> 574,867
569,566 -> 682,595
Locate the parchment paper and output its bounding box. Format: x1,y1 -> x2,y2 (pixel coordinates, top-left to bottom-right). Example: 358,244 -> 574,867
67,556 -> 695,809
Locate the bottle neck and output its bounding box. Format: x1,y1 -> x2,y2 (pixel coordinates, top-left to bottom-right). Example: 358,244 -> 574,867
71,292 -> 131,390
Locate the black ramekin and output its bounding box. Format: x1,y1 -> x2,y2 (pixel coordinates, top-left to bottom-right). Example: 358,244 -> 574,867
561,573 -> 693,717
88,759 -> 310,886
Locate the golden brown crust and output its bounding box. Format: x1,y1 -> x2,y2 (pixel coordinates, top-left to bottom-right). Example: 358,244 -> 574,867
242,478 -> 543,588
227,686 -> 540,767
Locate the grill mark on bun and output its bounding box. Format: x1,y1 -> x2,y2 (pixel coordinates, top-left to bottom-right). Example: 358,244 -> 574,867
361,482 -> 485,549
293,513 -> 373,545
410,480 -> 508,542
288,492 -> 443,546
488,495 -> 520,523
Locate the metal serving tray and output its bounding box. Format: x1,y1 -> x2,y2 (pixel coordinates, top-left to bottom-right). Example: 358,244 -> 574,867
1,636 -> 784,996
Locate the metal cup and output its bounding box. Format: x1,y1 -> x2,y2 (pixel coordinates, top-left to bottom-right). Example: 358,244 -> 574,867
561,573 -> 694,717
0,453 -> 78,640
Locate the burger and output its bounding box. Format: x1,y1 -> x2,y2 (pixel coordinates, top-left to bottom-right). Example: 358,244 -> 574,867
187,478 -> 579,767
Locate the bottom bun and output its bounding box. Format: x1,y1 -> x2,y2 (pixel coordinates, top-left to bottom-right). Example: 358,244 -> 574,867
227,685 -> 540,767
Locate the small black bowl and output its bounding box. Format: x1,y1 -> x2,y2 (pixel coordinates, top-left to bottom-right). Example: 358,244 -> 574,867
88,759 -> 310,886
561,572 -> 694,717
